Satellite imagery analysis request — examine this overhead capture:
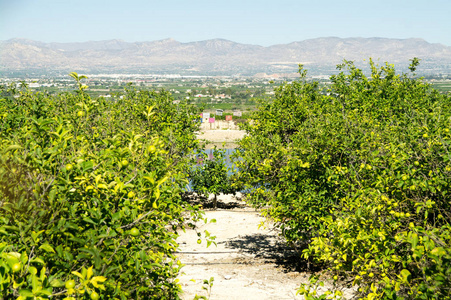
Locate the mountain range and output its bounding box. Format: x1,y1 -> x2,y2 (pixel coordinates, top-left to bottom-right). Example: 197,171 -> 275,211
1,37 -> 451,75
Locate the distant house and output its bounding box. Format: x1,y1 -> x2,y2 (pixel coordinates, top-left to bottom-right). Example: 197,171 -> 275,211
215,94 -> 231,99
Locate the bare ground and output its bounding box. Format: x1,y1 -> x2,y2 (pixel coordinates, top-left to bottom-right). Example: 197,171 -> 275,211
176,194 -> 309,300
195,129 -> 246,149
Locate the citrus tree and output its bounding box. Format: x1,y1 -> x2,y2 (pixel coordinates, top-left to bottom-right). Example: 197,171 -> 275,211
235,59 -> 451,299
0,74 -> 204,299
189,148 -> 236,208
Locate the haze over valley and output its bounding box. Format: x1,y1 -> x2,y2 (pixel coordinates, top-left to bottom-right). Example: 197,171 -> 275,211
2,37 -> 451,76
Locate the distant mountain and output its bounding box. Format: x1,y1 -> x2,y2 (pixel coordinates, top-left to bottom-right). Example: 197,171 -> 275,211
1,37 -> 450,75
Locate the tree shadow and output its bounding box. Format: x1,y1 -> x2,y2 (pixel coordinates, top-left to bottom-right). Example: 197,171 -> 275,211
203,199 -> 246,209
180,191 -> 324,272
222,233 -> 324,273
180,192 -> 246,209
180,191 -> 206,204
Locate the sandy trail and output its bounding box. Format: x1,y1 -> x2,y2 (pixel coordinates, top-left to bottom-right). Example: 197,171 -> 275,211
176,194 -> 308,300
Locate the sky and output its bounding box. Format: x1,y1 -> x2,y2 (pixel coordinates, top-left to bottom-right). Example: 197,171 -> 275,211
0,0 -> 450,46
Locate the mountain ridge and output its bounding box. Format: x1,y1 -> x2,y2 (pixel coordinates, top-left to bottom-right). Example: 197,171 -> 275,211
1,37 -> 450,75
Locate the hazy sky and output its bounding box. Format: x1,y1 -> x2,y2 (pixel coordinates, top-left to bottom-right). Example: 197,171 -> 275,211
1,0 -> 450,46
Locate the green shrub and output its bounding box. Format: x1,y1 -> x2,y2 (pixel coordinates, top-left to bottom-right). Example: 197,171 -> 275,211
0,74 -> 204,299
235,60 -> 451,299
189,148 -> 236,208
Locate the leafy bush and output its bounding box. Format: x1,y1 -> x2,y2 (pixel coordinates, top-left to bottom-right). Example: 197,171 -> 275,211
189,148 -> 236,208
0,74 -> 203,299
235,60 -> 451,299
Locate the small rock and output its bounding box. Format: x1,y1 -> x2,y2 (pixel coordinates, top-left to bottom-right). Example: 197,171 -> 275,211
224,275 -> 232,280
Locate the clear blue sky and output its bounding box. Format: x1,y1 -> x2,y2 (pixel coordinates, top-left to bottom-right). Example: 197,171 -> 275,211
1,0 -> 450,46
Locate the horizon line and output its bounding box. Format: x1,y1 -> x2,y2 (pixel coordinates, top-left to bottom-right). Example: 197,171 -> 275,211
2,36 -> 445,48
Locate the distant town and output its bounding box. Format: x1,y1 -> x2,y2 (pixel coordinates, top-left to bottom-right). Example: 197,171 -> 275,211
0,73 -> 286,112
1,72 -> 450,113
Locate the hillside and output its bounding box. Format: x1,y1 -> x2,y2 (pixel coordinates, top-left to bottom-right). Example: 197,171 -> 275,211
1,37 -> 451,75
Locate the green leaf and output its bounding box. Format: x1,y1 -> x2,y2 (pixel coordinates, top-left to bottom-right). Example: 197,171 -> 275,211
90,276 -> 107,289
71,271 -> 84,279
430,247 -> 446,257
409,232 -> 419,249
156,176 -> 169,187
154,188 -> 160,200
39,243 -> 55,254
4,145 -> 22,152
28,266 -> 38,275
19,289 -> 34,297
399,269 -> 411,283
87,266 -> 94,279
30,257 -> 45,265
50,278 -> 65,288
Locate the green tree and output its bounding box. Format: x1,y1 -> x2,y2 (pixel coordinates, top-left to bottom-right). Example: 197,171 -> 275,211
235,59 -> 451,299
0,74 -> 205,299
189,148 -> 236,208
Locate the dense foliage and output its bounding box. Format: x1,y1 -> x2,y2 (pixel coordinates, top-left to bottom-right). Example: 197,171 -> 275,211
235,60 -> 451,299
189,148 -> 235,208
0,74 -> 204,299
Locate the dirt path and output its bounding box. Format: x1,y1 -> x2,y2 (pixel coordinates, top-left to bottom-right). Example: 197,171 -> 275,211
179,131 -> 355,299
176,194 -> 309,300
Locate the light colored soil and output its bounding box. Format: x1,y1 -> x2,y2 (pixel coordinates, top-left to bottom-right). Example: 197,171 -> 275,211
196,130 -> 246,148
176,194 -> 309,300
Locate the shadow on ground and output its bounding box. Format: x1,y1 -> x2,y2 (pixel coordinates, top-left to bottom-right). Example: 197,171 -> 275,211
181,192 -> 247,209
180,192 -> 325,273
222,233 -> 323,272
